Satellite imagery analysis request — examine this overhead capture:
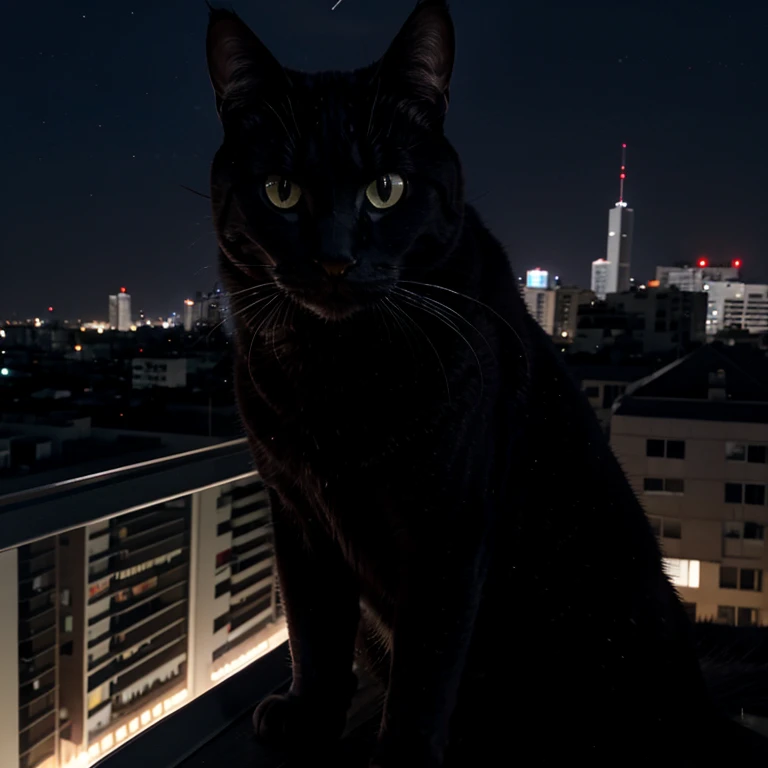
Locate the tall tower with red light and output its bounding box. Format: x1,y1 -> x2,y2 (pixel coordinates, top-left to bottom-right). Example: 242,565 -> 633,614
600,143 -> 635,296
108,287 -> 133,332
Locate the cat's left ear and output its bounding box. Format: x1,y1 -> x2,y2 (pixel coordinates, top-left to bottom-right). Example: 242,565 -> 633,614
379,0 -> 455,122
206,7 -> 286,118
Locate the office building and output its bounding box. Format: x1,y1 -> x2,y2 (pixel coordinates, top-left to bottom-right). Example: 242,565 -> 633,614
704,282 -> 768,337
572,287 -> 707,355
189,286 -> 224,329
108,289 -> 132,333
656,261 -> 741,291
183,301 -> 195,333
655,261 -> 766,337
590,258 -> 610,301
611,343 -> 768,626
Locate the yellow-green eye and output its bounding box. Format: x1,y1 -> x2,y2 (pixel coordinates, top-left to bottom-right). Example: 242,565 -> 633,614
365,173 -> 405,210
265,175 -> 302,209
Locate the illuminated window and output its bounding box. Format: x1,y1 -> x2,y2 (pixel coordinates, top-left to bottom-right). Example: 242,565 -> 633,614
663,558 -> 700,588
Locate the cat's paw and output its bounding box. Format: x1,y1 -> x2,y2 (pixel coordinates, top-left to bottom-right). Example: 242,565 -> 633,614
252,674 -> 357,749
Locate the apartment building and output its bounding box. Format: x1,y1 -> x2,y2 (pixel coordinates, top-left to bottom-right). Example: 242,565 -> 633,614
78,498 -> 192,756
0,438 -> 286,768
190,477 -> 280,694
17,539 -> 60,768
611,343 -> 768,625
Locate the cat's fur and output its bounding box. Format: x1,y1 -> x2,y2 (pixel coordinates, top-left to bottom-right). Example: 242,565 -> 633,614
206,2 -> 768,765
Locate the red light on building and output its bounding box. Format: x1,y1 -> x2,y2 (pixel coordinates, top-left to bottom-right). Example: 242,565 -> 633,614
47,306 -> 53,312
697,258 -> 708,268
732,258 -> 742,269
120,286 -> 127,293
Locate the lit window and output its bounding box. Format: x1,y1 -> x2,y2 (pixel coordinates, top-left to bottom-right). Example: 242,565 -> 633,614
664,558 -> 700,588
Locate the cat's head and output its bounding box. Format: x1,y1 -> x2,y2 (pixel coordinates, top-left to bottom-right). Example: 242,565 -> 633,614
207,0 -> 463,322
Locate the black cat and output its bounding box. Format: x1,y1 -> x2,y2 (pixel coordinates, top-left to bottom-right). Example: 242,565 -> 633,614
206,2 -> 768,765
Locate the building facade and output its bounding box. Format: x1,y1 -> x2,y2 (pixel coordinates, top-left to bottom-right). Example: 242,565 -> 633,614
0,446 -> 286,768
611,345 -> 768,626
523,287 -> 556,336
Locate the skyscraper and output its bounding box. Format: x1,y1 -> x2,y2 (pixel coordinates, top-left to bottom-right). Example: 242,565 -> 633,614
591,145 -> 634,299
108,289 -> 132,332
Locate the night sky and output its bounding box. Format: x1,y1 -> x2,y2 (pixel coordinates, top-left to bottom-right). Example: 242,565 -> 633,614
3,0 -> 767,320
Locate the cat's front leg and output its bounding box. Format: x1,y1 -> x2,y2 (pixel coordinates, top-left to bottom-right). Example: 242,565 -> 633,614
252,489 -> 360,749
371,529 -> 488,768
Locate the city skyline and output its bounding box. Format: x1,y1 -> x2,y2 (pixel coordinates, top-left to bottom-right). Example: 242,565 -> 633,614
3,0 -> 767,318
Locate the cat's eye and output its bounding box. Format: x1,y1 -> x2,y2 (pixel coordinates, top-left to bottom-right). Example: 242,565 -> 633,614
365,173 -> 405,210
265,175 -> 302,210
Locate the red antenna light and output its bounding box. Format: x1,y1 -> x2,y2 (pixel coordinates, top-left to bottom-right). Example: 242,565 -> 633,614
619,143 -> 627,203
732,258 -> 742,269
697,257 -> 709,268
47,306 -> 53,312
120,286 -> 127,293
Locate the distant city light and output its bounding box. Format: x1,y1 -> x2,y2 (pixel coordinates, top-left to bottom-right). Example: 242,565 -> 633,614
697,258 -> 708,268
526,268 -> 549,289
97,327 -> 104,334
184,299 -> 194,306
0,368 -> 8,376
0,329 -> 5,338
48,306 -> 54,312
120,286 -> 127,293
74,344 -> 82,352
732,258 -> 742,268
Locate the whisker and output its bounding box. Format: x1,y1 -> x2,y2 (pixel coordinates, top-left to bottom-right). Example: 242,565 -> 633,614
284,94 -> 301,139
247,294 -> 282,392
382,297 -> 417,364
398,280 -> 530,375
223,281 -> 279,299
386,297 -> 451,404
392,286 -> 496,362
392,292 -> 485,399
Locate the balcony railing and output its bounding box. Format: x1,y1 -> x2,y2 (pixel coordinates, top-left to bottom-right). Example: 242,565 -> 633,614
0,437 -> 291,768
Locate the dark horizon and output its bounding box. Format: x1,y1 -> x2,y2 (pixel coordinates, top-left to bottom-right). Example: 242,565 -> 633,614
3,0 -> 767,320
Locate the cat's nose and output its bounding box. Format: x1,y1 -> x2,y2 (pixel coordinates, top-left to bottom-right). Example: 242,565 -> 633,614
316,259 -> 357,277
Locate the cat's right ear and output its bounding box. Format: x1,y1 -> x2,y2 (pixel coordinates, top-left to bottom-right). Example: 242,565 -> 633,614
206,7 -> 285,118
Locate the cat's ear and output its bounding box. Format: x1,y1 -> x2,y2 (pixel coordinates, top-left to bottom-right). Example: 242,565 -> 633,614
379,0 -> 455,120
206,7 -> 286,117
